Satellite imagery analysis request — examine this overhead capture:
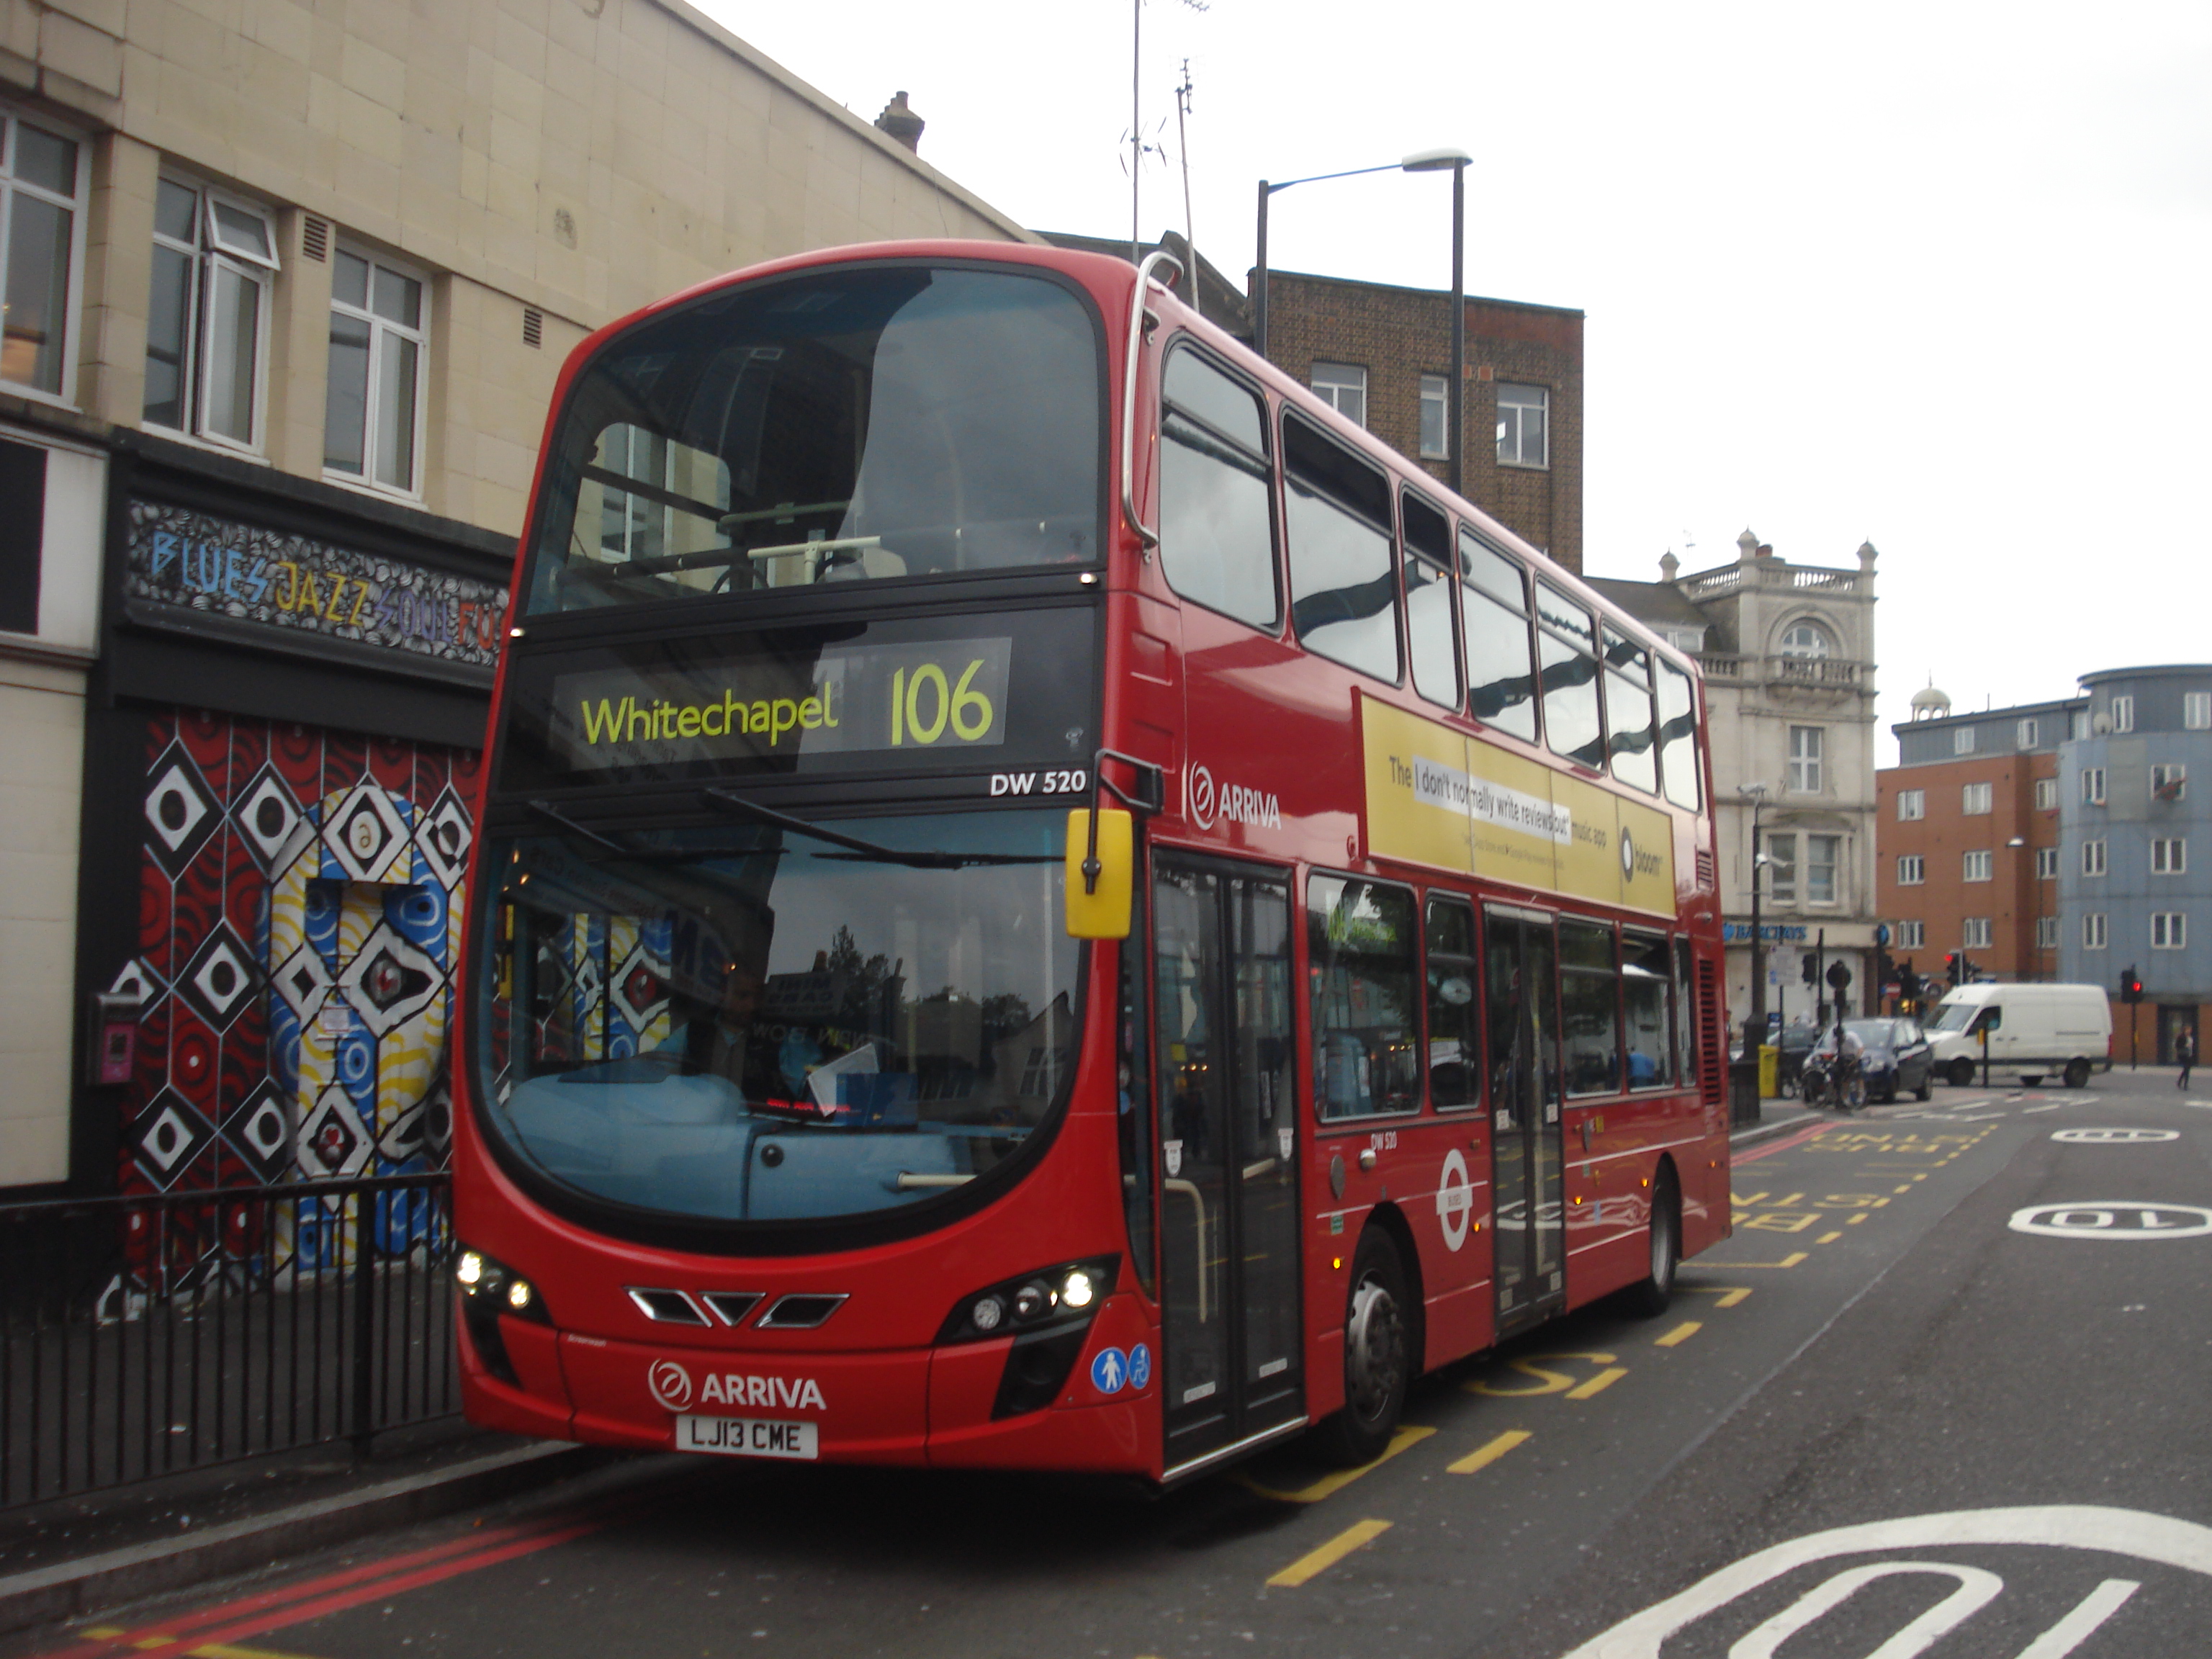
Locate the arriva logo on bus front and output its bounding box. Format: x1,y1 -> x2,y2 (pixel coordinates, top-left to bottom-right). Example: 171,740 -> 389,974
1187,764 -> 1282,832
647,1360 -> 827,1413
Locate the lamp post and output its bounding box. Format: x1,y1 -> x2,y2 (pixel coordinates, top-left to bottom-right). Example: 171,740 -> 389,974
2005,835 -> 2028,980
1254,148 -> 1471,493
1740,783 -> 1769,1056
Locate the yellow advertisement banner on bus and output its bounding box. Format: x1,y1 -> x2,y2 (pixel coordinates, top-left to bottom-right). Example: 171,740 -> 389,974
1360,697 -> 1676,915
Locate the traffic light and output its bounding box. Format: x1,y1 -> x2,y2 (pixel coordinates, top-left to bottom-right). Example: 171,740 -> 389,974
1897,961 -> 1920,1009
1945,951 -> 1962,987
2121,966 -> 2144,1004
1802,950 -> 1819,986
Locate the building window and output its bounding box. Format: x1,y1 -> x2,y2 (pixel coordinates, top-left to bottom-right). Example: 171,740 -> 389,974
1310,361 -> 1367,426
2016,717 -> 2038,748
2186,691 -> 2211,730
2152,912 -> 2187,950
1779,622 -> 1831,658
1417,373 -> 1447,459
324,248 -> 426,495
2152,763 -> 2188,802
2036,916 -> 2059,949
1897,920 -> 1925,949
1897,788 -> 1925,821
1964,850 -> 1993,882
2071,711 -> 2090,740
1806,835 -> 1840,904
1897,854 -> 1925,885
1961,917 -> 1992,948
2153,837 -> 2187,875
1954,727 -> 1976,755
1962,782 -> 1992,815
146,179 -> 279,449
1496,383 -> 1548,467
2082,839 -> 2106,877
1788,724 -> 1823,793
2082,768 -> 2106,805
1766,832 -> 1797,904
2110,695 -> 2134,733
2036,846 -> 2059,879
2083,913 -> 2107,950
2035,777 -> 2058,811
1,107 -> 83,397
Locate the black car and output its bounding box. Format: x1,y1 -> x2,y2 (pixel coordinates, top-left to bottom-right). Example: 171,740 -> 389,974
1812,1017 -> 1935,1103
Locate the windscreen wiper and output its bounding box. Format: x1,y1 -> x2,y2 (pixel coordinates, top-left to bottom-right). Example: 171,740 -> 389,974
701,788 -> 1058,869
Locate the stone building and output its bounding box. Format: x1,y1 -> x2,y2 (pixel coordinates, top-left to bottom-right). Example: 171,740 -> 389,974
0,0 -> 1028,1195
1591,531 -> 1881,1035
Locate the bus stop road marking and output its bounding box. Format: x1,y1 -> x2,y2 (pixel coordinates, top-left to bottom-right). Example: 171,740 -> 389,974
1447,1429 -> 1532,1475
1654,1321 -> 1701,1347
1233,1424 -> 1434,1503
1715,1252 -> 1809,1269
1816,1231 -> 1843,1243
1566,1367 -> 1628,1400
1267,1519 -> 1393,1587
1681,1286 -> 1753,1307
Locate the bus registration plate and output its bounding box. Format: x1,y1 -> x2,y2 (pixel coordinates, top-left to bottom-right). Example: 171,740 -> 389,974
675,1414 -> 819,1460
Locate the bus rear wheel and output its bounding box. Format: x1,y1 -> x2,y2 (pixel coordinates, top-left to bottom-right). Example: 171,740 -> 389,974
1317,1228 -> 1409,1467
1620,1169 -> 1680,1318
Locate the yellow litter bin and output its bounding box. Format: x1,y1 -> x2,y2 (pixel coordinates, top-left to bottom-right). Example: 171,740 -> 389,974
1757,1043 -> 1779,1098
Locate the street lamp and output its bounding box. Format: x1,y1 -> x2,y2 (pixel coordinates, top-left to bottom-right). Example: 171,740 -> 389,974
1740,783 -> 1769,1054
1254,148 -> 1473,493
2006,835 -> 2028,980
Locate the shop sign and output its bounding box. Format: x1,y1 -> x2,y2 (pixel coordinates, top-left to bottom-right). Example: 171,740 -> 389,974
125,500 -> 508,670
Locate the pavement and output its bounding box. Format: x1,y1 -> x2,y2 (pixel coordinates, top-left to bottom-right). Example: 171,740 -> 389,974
0,1092 -> 1842,1637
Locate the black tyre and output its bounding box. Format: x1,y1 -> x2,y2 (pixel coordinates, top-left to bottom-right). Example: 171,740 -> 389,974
1948,1057 -> 1977,1088
1620,1170 -> 1681,1318
1316,1228 -> 1411,1467
1915,1075 -> 1933,1102
2064,1058 -> 2090,1089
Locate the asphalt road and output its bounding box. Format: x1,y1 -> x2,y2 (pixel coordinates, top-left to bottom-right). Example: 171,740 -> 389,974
14,1066 -> 2211,1658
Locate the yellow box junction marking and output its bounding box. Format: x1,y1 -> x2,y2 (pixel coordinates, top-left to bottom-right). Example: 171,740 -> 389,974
1267,1519 -> 1393,1587
1235,1424 -> 1434,1503
1448,1429 -> 1532,1475
1655,1321 -> 1701,1347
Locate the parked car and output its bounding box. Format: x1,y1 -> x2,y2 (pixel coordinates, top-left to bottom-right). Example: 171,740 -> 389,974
1812,1017 -> 1935,1103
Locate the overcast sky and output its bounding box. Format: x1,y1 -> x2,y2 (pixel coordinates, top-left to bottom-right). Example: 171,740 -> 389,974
708,0 -> 2210,760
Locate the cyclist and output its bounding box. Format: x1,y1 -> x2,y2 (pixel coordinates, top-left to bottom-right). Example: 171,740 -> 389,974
1833,1020 -> 1868,1110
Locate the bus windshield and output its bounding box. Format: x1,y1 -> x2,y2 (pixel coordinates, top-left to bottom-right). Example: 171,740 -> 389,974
524,265 -> 1102,613
475,809 -> 1079,1227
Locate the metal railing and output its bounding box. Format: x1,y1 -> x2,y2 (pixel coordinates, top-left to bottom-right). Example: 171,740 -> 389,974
0,1173 -> 458,1509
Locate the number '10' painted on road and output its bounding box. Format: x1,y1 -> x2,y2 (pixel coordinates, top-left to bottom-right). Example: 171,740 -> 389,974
890,660 -> 994,745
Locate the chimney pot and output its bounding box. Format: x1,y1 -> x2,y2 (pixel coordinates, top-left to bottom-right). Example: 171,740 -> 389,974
875,90 -> 925,153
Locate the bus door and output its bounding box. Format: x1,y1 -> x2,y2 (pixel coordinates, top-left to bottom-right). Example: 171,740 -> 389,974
1151,855 -> 1303,1471
1483,906 -> 1565,1330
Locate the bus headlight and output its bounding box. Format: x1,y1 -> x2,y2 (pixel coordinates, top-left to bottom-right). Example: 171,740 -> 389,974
935,1256 -> 1120,1345
1061,1269 -> 1097,1310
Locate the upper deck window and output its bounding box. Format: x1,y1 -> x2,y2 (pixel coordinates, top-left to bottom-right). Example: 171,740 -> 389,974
524,266 -> 1101,615
1603,625 -> 1658,795
1656,657 -> 1701,811
1401,489 -> 1458,711
1158,344 -> 1277,630
1282,411 -> 1399,685
1458,532 -> 1538,743
1534,581 -> 1604,770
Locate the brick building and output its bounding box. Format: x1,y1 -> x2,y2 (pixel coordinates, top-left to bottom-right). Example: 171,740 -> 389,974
0,0 -> 1028,1196
1876,688 -> 2080,999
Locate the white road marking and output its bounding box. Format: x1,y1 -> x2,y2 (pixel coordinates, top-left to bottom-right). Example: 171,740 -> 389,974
2014,1578 -> 2141,1659
2009,1202 -> 2212,1239
2049,1128 -> 2181,1143
1726,1561 -> 2001,1658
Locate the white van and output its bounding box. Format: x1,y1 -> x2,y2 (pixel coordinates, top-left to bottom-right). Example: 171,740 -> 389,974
1923,983 -> 2113,1088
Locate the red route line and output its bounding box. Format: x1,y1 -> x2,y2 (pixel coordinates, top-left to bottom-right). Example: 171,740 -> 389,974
1732,1122 -> 1833,1165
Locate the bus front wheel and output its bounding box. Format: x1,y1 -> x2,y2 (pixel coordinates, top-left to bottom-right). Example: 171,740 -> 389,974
1318,1228 -> 1409,1467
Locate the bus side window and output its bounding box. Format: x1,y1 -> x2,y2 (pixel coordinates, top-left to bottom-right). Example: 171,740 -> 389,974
1158,346 -> 1280,631
1673,936 -> 1698,1088
1401,490 -> 1459,711
1623,932 -> 1673,1087
1307,874 -> 1421,1119
1657,658 -> 1702,811
1534,582 -> 1606,772
1604,626 -> 1659,796
1424,896 -> 1481,1109
1458,532 -> 1539,744
1282,413 -> 1401,685
1559,920 -> 1622,1097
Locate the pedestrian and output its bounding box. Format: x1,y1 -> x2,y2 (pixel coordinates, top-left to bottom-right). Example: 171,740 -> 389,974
2179,1027 -> 2196,1090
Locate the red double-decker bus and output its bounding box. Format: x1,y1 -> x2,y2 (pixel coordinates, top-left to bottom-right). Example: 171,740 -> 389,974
454,240 -> 1730,1483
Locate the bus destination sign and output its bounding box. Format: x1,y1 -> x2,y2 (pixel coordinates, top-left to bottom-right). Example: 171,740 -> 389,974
546,636 -> 1014,771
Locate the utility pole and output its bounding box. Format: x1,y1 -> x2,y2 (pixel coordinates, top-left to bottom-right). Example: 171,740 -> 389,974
1174,60 -> 1196,264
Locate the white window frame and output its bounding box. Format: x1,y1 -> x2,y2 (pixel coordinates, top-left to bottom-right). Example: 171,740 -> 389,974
1897,855 -> 1924,886
2152,763 -> 2188,802
2036,915 -> 2059,950
1954,726 -> 1976,755
1897,788 -> 1925,822
2016,717 -> 2038,748
1962,781 -> 1992,815
2110,694 -> 2134,733
1765,831 -> 1797,904
146,177 -> 279,454
1310,361 -> 1367,427
1779,621 -> 1832,660
1964,850 -> 1992,883
2083,912 -> 2108,950
2035,846 -> 2059,880
2082,839 -> 2106,877
1496,382 -> 1548,469
0,104 -> 89,405
2152,912 -> 2186,950
1961,917 -> 1992,949
2185,691 -> 2211,731
2082,768 -> 2106,805
2035,777 -> 2059,811
1788,724 -> 1824,793
1897,920 -> 1925,949
1806,834 -> 1840,904
2152,837 -> 2187,875
1417,372 -> 1447,459
323,243 -> 428,499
